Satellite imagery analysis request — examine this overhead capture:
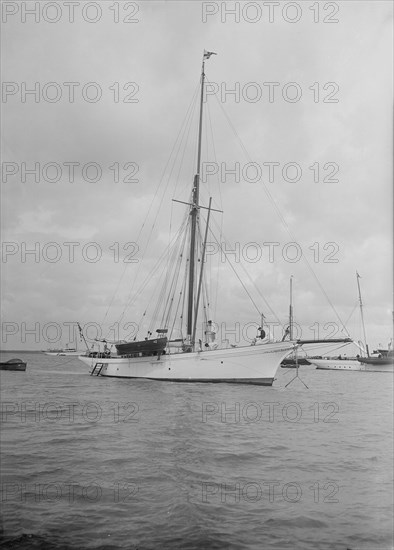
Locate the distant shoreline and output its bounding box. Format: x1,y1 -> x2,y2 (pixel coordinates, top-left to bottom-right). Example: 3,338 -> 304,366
0,350 -> 43,354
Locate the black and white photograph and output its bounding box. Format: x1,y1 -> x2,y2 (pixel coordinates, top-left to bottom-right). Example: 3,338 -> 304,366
1,1 -> 393,548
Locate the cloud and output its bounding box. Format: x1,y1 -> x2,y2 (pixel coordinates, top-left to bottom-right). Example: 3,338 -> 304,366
1,1 -> 392,351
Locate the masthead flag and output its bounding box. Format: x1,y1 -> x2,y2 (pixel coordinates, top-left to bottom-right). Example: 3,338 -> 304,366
204,50 -> 217,60
356,271 -> 361,278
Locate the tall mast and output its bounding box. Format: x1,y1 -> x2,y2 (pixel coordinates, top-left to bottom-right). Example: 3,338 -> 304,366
186,51 -> 214,342
289,275 -> 294,340
356,271 -> 369,357
192,197 -> 213,346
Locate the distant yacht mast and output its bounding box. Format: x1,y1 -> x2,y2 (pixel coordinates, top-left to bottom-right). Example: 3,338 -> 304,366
289,275 -> 294,340
356,271 -> 369,357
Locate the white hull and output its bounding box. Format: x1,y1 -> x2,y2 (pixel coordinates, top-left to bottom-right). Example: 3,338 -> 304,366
78,341 -> 295,385
311,359 -> 394,373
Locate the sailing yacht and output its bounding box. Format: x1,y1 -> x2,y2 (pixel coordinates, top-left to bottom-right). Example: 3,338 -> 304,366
311,348 -> 393,372
78,52 -> 297,384
311,353 -> 393,372
310,273 -> 393,372
78,52 -> 348,384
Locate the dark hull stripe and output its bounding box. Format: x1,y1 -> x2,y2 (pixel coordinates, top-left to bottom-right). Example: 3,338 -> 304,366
96,375 -> 274,386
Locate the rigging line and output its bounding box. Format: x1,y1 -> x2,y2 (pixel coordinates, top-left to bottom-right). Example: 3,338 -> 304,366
163,256 -> 185,329
118,216 -> 189,329
207,213 -> 282,325
179,252 -> 189,338
163,91 -> 200,312
121,92 -> 200,318
168,252 -> 189,342
239,263 -> 282,324
216,96 -> 347,331
161,226 -> 189,329
169,253 -> 189,342
144,217 -> 189,326
211,215 -> 280,321
149,226 -> 188,336
150,259 -> 171,332
343,301 -> 359,331
205,96 -> 223,211
169,291 -> 183,341
196,211 -> 213,323
119,198 -> 189,322
164,191 -> 175,309
193,225 -> 205,325
209,81 -> 350,337
203,103 -> 210,195
119,87 -> 201,323
200,256 -> 211,331
206,97 -> 223,320
206,76 -> 295,234
150,86 -> 199,209
161,209 -> 190,293
207,225 -> 261,317
104,83 -> 200,334
200,242 -> 211,323
163,197 -> 186,314
138,81 -> 199,231
308,342 -> 354,356
173,85 -> 200,200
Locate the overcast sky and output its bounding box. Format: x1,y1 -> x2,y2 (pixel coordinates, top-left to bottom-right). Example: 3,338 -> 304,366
1,0 -> 393,352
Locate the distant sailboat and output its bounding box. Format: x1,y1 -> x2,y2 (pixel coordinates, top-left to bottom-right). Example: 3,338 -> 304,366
44,344 -> 82,356
279,277 -> 313,368
310,273 -> 393,372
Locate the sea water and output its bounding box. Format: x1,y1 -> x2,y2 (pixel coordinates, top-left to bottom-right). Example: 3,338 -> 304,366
0,352 -> 393,549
